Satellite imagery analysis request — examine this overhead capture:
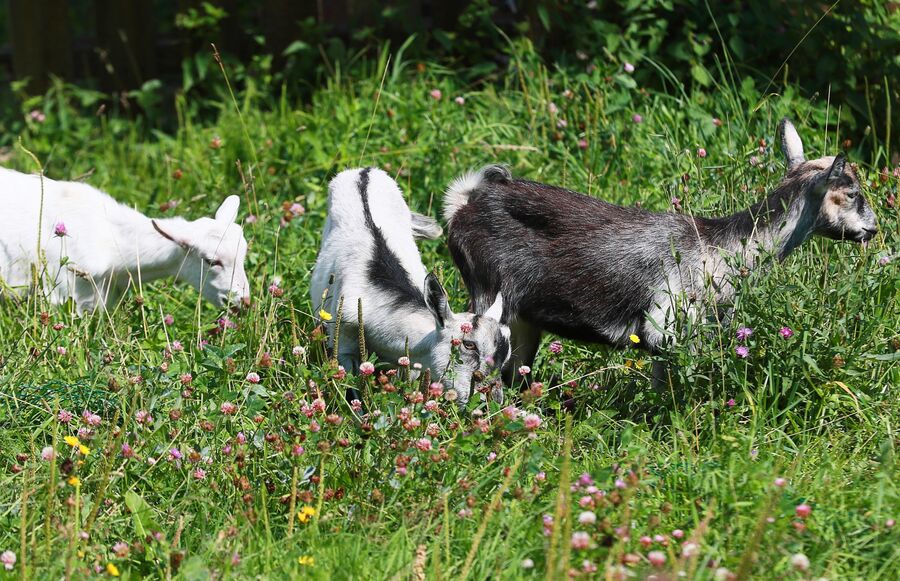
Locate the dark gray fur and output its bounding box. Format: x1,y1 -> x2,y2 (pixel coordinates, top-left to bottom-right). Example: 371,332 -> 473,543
445,118 -> 878,385
359,167 -> 429,311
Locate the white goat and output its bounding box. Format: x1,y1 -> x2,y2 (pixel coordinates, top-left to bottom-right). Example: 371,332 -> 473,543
310,167 -> 510,404
0,167 -> 250,312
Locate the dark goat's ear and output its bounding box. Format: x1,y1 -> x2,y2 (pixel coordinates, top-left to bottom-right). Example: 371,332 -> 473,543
827,152 -> 847,182
152,220 -> 188,249
778,117 -> 805,170
424,272 -> 451,328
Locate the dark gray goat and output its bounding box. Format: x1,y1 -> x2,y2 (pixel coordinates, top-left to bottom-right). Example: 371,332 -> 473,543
444,118 -> 878,384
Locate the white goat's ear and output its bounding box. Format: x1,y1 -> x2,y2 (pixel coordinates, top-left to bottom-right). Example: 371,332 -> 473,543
424,272 -> 452,329
483,292 -> 504,321
152,220 -> 188,249
778,117 -> 805,170
215,195 -> 241,223
410,212 -> 443,240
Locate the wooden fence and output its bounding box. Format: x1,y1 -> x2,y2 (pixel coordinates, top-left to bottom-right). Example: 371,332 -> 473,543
1,0 -> 471,93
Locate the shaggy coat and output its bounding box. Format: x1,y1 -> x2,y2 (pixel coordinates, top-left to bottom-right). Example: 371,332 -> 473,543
0,167 -> 250,312
444,118 -> 878,382
310,167 -> 510,403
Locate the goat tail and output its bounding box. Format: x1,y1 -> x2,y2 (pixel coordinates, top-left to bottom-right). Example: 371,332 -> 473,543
443,164 -> 511,223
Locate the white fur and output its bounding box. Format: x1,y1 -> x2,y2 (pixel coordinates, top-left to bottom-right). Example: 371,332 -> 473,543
311,167 -> 509,403
0,167 -> 250,312
443,169 -> 485,223
781,118 -> 805,168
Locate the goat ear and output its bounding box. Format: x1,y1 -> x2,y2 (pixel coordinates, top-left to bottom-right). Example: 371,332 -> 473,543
483,292 -> 504,322
410,212 -> 443,240
778,117 -> 805,170
827,152 -> 847,182
152,220 -> 188,249
424,272 -> 451,328
214,195 -> 241,223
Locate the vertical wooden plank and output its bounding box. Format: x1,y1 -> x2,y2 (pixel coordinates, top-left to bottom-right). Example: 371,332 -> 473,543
95,0 -> 157,91
431,1 -> 467,31
318,0 -> 350,38
9,0 -> 72,92
263,0 -> 317,63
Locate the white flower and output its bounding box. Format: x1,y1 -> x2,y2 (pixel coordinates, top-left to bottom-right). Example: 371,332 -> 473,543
790,553 -> 810,572
714,568 -> 733,580
1,551 -> 16,571
681,541 -> 699,558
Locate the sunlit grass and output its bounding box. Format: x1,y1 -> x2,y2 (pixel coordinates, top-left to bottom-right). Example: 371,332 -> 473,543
0,44 -> 897,579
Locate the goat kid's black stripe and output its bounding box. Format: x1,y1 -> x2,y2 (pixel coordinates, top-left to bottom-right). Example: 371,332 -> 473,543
358,167 -> 375,232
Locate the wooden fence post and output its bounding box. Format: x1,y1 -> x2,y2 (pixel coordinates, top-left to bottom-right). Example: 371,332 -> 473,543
94,0 -> 157,91
8,0 -> 72,92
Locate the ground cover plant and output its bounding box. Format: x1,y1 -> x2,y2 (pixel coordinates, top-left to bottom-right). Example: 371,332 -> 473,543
0,40 -> 898,580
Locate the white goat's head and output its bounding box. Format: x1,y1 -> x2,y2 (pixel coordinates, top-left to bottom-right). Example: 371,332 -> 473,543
423,273 -> 510,404
152,196 -> 250,307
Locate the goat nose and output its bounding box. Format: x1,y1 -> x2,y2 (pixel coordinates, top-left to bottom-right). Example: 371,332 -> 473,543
241,296 -> 252,308
472,371 -> 485,383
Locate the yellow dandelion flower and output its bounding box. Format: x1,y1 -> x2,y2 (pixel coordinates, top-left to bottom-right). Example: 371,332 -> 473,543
106,563 -> 120,577
318,309 -> 333,321
297,505 -> 317,523
64,435 -> 81,448
78,444 -> 91,455
629,334 -> 640,344
68,476 -> 81,487
297,555 -> 315,566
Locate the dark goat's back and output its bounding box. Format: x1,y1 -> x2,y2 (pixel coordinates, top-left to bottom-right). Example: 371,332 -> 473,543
447,172 -> 687,347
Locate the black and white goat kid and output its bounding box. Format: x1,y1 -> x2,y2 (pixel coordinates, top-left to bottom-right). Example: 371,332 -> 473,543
444,118 -> 878,385
311,167 -> 510,403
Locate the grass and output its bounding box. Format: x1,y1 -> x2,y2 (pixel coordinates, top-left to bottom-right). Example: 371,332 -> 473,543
0,43 -> 898,579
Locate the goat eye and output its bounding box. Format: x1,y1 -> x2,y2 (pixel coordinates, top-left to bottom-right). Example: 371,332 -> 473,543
462,340 -> 478,351
846,190 -> 858,199
204,258 -> 223,268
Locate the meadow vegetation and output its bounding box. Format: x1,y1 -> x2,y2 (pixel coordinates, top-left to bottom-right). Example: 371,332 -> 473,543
0,40 -> 897,579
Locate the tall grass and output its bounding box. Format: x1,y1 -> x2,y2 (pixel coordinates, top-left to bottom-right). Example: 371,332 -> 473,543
0,41 -> 897,579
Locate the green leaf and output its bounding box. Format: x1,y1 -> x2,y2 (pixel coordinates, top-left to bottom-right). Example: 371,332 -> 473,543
536,5 -> 551,31
283,40 -> 311,57
195,51 -> 210,80
125,490 -> 160,538
802,354 -> 824,375
616,74 -> 638,90
691,63 -> 712,87
728,36 -> 746,60
180,556 -> 212,581
863,352 -> 900,361
222,344 -> 246,358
